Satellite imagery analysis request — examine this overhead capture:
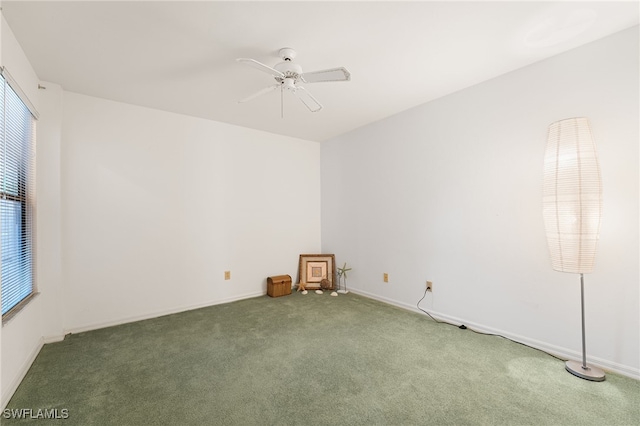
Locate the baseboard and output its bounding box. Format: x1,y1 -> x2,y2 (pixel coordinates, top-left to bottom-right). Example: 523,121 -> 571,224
349,288 -> 425,315
1,337 -> 44,410
43,334 -> 66,344
64,291 -> 265,336
349,288 -> 640,380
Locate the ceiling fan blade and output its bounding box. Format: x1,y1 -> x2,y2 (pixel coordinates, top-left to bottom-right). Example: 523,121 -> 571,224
300,67 -> 351,83
238,84 -> 280,103
237,58 -> 284,78
294,86 -> 323,112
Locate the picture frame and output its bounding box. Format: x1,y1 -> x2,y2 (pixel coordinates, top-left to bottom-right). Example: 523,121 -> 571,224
298,254 -> 336,290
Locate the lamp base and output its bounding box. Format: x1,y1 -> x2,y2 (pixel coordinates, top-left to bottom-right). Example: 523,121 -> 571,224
565,360 -> 605,382
337,290 -> 349,294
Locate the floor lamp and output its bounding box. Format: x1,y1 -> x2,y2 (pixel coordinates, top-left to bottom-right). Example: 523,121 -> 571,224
543,117 -> 605,381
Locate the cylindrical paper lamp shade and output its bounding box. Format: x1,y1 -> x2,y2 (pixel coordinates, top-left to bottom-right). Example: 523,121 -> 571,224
543,117 -> 602,273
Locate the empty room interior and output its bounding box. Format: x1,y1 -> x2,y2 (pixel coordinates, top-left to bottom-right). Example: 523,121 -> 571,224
0,1 -> 639,424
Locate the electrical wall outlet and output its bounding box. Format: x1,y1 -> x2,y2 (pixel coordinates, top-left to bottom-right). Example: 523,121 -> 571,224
224,271 -> 231,280
383,273 -> 389,283
426,281 -> 433,292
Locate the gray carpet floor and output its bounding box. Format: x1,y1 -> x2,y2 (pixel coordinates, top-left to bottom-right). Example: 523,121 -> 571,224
4,292 -> 640,425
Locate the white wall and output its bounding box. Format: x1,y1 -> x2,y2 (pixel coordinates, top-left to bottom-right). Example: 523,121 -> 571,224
1,17 -> 65,407
321,27 -> 639,378
61,93 -> 321,332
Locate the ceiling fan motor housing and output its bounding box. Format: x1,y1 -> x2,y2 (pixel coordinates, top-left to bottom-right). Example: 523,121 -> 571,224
274,59 -> 302,89
274,61 -> 302,75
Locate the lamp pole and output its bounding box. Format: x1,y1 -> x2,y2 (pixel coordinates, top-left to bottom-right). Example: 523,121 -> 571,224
564,274 -> 605,381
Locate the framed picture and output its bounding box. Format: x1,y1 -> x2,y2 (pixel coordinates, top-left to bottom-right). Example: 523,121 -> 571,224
298,254 -> 336,290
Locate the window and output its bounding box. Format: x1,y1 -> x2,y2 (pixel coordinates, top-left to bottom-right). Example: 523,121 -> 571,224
1,70 -> 37,318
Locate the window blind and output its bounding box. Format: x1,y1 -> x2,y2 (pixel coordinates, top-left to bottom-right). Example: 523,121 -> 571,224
1,72 -> 37,316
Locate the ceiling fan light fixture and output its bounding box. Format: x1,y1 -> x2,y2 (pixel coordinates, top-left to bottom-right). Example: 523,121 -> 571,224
282,78 -> 296,91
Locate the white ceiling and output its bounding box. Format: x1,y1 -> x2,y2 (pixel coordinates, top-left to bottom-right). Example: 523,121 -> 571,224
2,1 -> 638,142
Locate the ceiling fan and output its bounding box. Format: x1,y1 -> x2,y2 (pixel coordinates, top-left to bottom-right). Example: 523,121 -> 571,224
237,47 -> 351,114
